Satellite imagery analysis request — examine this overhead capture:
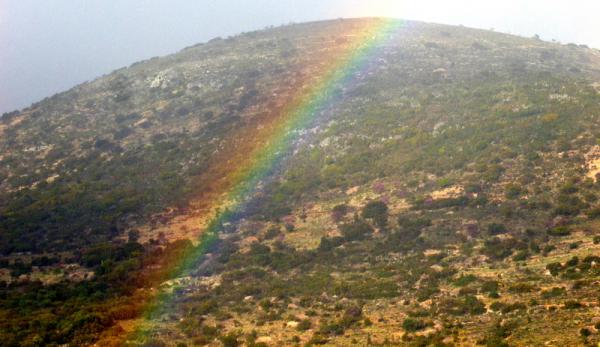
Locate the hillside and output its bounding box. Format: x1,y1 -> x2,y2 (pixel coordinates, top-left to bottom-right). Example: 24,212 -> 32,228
2,18 -> 600,346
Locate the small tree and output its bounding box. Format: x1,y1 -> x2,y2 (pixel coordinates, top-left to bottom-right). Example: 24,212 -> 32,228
128,230 -> 140,243
488,223 -> 508,235
219,332 -> 240,347
505,184 -> 523,199
331,204 -> 348,223
341,218 -> 374,241
402,318 -> 427,332
362,201 -> 389,230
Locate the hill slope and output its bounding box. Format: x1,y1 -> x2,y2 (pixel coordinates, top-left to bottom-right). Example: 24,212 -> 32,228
2,18 -> 600,346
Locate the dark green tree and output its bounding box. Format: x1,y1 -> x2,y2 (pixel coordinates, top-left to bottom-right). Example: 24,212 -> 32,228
361,201 -> 389,230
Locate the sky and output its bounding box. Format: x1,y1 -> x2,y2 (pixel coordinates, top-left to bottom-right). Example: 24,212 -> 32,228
1,0 -> 599,115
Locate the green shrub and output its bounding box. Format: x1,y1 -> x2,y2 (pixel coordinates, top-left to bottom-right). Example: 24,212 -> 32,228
505,184 -> 524,199
488,223 -> 508,235
439,295 -> 486,315
482,237 -> 515,259
541,287 -> 566,299
331,204 -> 348,223
402,318 -> 427,332
481,280 -> 499,293
547,226 -> 571,237
566,256 -> 579,267
563,300 -> 584,309
453,274 -> 478,287
264,226 -> 281,240
340,306 -> 363,328
340,219 -> 374,241
493,302 -> 527,314
362,201 -> 389,229
542,244 -> 556,255
219,332 -> 240,347
586,207 -> 600,219
580,328 -> 591,337
482,320 -> 516,347
297,319 -> 311,331
546,262 -> 563,276
509,282 -> 536,293
318,236 -> 343,251
512,250 -> 529,261
319,321 -> 345,336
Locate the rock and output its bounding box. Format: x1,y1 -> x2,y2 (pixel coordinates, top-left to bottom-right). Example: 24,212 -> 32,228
346,186 -> 359,195
256,336 -> 273,344
344,306 -> 363,318
286,321 -> 300,328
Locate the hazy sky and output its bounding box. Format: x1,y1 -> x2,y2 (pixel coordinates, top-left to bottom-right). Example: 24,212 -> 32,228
1,0 -> 599,114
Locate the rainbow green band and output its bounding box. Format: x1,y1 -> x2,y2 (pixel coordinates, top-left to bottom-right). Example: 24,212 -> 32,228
128,18 -> 405,341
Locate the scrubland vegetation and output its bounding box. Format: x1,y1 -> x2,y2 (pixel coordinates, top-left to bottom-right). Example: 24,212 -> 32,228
2,18 -> 600,346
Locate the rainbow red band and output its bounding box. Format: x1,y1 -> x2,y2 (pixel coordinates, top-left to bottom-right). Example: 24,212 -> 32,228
125,18 -> 405,342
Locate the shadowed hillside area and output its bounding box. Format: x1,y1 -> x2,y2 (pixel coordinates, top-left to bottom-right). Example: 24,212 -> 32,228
3,18 -> 600,346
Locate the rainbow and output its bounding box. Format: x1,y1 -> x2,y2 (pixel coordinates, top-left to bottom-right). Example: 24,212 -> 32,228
120,18 -> 406,343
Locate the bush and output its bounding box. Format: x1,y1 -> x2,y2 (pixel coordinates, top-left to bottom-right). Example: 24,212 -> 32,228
319,321 -> 345,336
481,280 -> 499,294
566,256 -> 579,267
307,334 -> 329,345
340,219 -> 374,242
394,216 -> 430,242
563,300 -> 584,309
439,295 -> 486,315
586,207 -> 600,219
453,274 -> 478,287
297,319 -> 311,331
546,262 -> 563,276
491,302 -> 527,314
331,204 -> 348,223
264,226 -> 281,240
9,260 -> 33,277
361,201 -> 389,229
554,194 -> 586,216
542,244 -> 556,255
458,287 -> 478,296
559,182 -> 579,195
488,223 -> 508,235
505,184 -> 524,199
340,306 -> 363,328
402,318 -> 427,332
219,332 -> 240,347
482,237 -> 515,260
541,287 -> 566,299
508,282 -> 535,293
482,320 -> 516,347
580,328 -> 591,337
547,226 -> 571,237
512,250 -> 529,261
414,195 -> 469,210
318,236 -> 343,252
583,255 -> 600,263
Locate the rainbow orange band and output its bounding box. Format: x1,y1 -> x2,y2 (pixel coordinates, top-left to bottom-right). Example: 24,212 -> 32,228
126,18 -> 405,342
